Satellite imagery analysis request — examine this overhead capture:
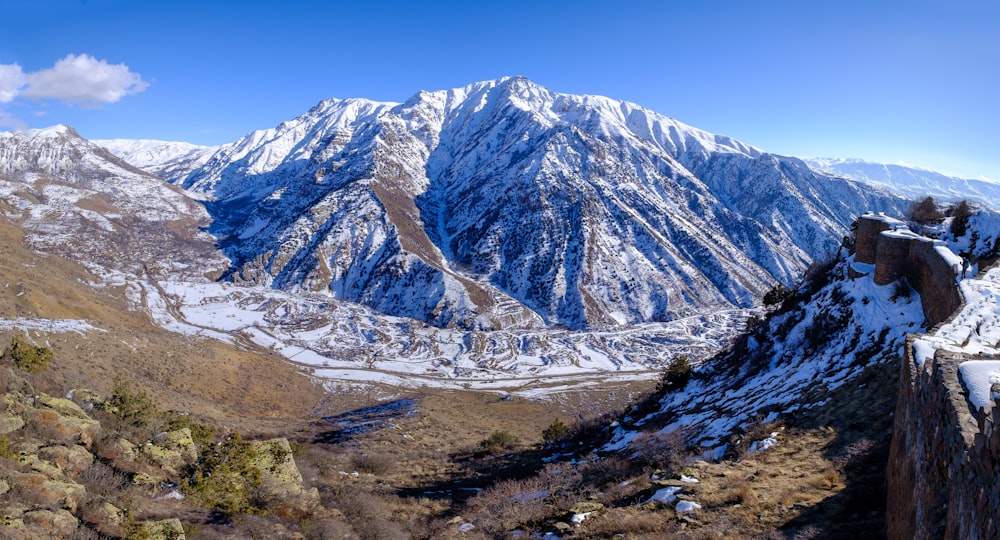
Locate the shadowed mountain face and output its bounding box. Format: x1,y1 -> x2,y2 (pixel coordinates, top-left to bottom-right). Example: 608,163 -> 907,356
118,78 -> 908,330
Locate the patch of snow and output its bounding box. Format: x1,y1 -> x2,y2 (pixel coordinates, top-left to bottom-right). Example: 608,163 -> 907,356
645,486 -> 682,505
958,361 -> 1000,412
675,500 -> 702,513
747,433 -> 778,455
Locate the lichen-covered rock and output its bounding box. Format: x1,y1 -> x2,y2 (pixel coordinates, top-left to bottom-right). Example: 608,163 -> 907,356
23,406 -> 100,447
130,517 -> 186,539
142,443 -> 185,475
0,513 -> 22,529
132,471 -> 163,488
36,396 -> 89,419
23,508 -> 78,539
18,452 -> 67,480
38,445 -> 94,476
569,501 -> 605,515
80,501 -> 126,538
6,471 -> 87,512
0,413 -> 25,434
162,428 -> 198,463
250,438 -> 319,512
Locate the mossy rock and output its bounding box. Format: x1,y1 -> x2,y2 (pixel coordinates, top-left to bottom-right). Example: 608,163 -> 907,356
0,414 -> 25,434
36,395 -> 91,419
38,445 -> 94,476
23,508 -> 78,538
129,517 -> 186,540
569,501 -> 605,515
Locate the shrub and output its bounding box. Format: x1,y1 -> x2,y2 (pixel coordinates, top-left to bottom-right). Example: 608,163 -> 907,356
908,196 -> 944,224
659,355 -> 692,392
103,375 -> 159,432
542,418 -> 570,445
479,431 -> 519,453
950,200 -> 973,238
4,335 -> 53,372
630,428 -> 687,473
351,452 -> 393,475
182,432 -> 265,514
763,284 -> 793,307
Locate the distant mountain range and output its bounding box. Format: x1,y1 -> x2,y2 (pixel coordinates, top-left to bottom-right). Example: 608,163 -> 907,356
806,158 -> 1000,210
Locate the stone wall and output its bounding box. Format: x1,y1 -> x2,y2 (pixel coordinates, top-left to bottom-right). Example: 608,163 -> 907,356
854,214 -> 962,326
855,213 -> 894,264
888,341 -> 1000,539
853,214 -> 1000,539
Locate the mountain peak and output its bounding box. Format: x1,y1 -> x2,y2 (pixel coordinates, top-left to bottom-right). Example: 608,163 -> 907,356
29,124 -> 80,139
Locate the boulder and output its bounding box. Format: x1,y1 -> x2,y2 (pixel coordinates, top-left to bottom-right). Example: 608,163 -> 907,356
0,413 -> 25,434
22,509 -> 78,539
250,438 -> 319,512
6,471 -> 87,512
38,445 -> 94,476
130,518 -> 186,539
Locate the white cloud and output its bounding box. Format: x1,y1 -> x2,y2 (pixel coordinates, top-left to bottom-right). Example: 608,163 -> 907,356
12,54 -> 149,106
0,109 -> 27,131
0,63 -> 27,103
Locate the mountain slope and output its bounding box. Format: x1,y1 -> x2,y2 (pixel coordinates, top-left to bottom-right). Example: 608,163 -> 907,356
130,78 -> 909,330
0,125 -> 227,278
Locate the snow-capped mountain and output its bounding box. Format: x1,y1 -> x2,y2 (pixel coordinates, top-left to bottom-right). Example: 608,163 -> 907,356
92,138 -> 218,184
806,158 -> 1000,210
0,125 -> 227,277
130,77 -> 907,330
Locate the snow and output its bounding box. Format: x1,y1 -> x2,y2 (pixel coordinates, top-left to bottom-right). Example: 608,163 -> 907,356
129,274 -> 761,393
747,432 -> 779,454
675,500 -> 702,513
0,318 -> 102,334
645,486 -> 683,505
958,361 -> 1000,411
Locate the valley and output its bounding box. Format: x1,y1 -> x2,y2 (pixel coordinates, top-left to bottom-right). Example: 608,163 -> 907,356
0,77 -> 998,538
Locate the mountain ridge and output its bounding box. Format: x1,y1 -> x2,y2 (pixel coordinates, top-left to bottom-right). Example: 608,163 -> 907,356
93,77 -> 908,330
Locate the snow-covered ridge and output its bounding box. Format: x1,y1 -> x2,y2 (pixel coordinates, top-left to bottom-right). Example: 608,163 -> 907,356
806,157 -> 1000,210
93,138 -> 217,170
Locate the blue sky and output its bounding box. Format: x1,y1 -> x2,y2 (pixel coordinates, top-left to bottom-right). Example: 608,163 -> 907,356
1,0 -> 998,181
